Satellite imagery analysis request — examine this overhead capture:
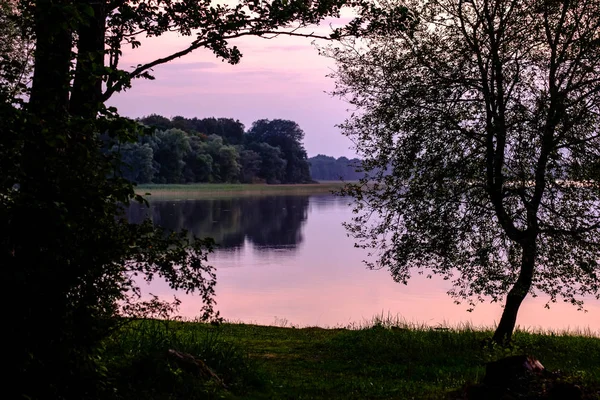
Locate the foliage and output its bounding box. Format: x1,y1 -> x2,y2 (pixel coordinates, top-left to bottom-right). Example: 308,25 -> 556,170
0,0 -> 32,103
2,107 -> 219,399
134,115 -> 314,184
248,141 -> 288,183
81,0 -> 415,104
140,115 -> 246,145
152,128 -> 192,183
1,0 -> 414,396
103,320 -> 262,399
111,142 -> 157,183
238,149 -> 262,183
218,144 -> 242,182
139,114 -> 174,131
328,0 -> 600,343
246,119 -> 313,183
309,154 -> 363,181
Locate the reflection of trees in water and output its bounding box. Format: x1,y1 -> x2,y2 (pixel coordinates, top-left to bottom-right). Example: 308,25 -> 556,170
309,194 -> 350,211
127,196 -> 315,250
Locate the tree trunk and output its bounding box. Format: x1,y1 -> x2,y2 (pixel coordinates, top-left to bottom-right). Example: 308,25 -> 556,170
70,0 -> 106,118
28,0 -> 72,117
492,239 -> 537,343
14,2 -> 75,396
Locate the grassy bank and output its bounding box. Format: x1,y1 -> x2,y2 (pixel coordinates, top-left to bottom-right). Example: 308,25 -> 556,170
103,318 -> 600,399
134,182 -> 348,199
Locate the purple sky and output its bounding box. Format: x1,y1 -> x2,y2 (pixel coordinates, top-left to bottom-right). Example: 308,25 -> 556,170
107,24 -> 358,158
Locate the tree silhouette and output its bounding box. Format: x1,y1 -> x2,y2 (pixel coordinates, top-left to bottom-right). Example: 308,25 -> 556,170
329,0 -> 600,343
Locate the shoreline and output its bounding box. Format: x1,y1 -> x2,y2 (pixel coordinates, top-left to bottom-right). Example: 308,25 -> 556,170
134,182 -> 349,199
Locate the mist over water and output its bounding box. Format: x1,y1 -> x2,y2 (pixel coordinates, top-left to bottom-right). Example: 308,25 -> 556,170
128,195 -> 600,333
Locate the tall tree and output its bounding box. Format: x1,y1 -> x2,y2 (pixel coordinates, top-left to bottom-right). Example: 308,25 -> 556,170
239,148 -> 262,183
218,145 -> 241,182
184,133 -> 210,182
246,119 -> 312,183
248,141 -> 288,183
152,128 -> 191,183
112,141 -> 156,183
1,0 -> 412,396
329,0 -> 600,343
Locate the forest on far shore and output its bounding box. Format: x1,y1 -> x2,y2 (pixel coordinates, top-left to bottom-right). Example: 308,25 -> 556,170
114,114 -> 363,184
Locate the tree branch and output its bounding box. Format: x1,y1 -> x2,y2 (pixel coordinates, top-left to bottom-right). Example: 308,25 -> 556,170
102,29 -> 335,101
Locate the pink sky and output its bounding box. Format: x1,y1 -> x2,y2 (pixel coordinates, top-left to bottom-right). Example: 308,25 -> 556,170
107,23 -> 358,158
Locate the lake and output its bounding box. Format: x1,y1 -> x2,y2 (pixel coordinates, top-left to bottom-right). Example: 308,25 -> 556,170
128,194 -> 600,333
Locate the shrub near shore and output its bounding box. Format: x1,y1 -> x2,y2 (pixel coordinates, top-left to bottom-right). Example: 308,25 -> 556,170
102,318 -> 600,399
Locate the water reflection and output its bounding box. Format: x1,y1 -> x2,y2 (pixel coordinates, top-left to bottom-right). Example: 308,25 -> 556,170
127,196 -> 310,251
128,194 -> 600,333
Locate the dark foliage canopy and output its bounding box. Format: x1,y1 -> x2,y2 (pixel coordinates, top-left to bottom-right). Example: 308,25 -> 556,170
0,0 -> 413,397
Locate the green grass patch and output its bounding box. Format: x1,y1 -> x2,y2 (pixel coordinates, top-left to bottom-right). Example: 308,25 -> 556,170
102,319 -> 263,399
134,182 -> 348,199
102,317 -> 600,399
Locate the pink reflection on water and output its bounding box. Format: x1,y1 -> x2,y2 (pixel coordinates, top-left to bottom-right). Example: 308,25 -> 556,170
143,197 -> 600,334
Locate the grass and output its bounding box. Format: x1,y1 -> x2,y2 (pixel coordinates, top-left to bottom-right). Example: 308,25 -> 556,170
134,182 -> 348,199
102,316 -> 600,399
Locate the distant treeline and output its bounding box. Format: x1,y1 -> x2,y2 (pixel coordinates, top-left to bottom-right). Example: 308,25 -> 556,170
308,154 -> 363,181
113,115 -> 313,184
112,114 -> 365,184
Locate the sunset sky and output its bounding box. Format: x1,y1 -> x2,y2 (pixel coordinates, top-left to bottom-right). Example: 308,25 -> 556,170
107,19 -> 358,158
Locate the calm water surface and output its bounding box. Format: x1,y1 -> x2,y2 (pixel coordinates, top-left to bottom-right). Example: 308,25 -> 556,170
128,194 -> 600,333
